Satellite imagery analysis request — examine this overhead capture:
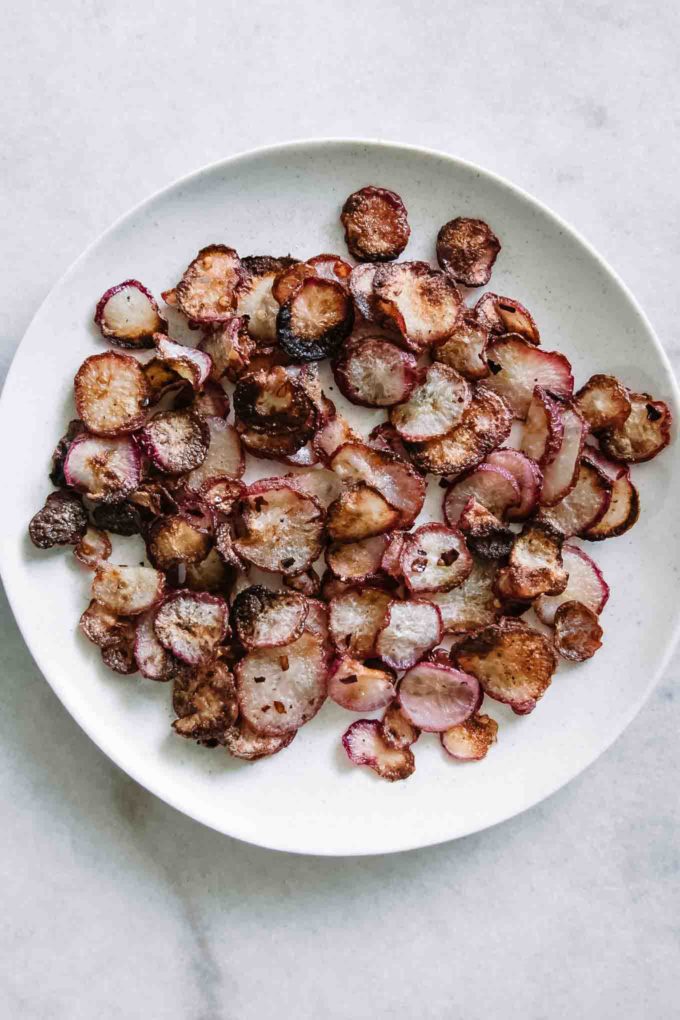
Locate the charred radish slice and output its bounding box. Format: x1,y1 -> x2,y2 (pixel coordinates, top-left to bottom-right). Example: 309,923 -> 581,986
283,567 -> 321,597
137,409 -> 209,474
600,392 -> 672,463
327,484 -> 400,542
443,463 -> 520,526
146,514 -> 212,570
500,521 -> 567,600
342,719 -> 415,781
277,278 -> 354,362
154,590 -> 228,666
235,256 -> 297,342
482,336 -> 573,418
400,524 -> 472,594
134,610 -> 179,681
553,600 -> 603,662
390,363 -> 471,441
455,618 -> 557,715
574,374 -> 631,432
199,477 -> 246,517
74,352 -> 149,436
272,261 -> 318,306
80,599 -> 135,651
231,585 -> 308,649
328,656 -> 396,712
381,531 -> 407,579
329,442 -> 426,528
305,253 -> 353,288
340,186 -> 410,263
234,366 -> 316,435
582,470 -> 640,541
175,244 -> 242,322
92,562 -> 166,616
458,499 -> 514,560
198,316 -> 254,382
539,405 -> 587,506
441,714 -> 498,761
406,387 -> 512,477
73,526 -> 112,568
153,335 -> 212,391
100,634 -> 138,674
474,293 -> 540,345
29,490 -> 88,549
426,559 -> 499,633
381,703 -> 420,749
142,357 -> 183,403
185,548 -> 233,594
236,631 -> 327,736
521,386 -> 565,465
436,217 -> 501,287
328,587 -> 392,657
184,417 -> 244,491
486,449 -> 543,521
237,422 -> 308,460
349,263 -> 379,319
190,381 -> 230,419
375,599 -> 442,671
433,313 -> 490,381
538,459 -> 612,537
398,661 -> 480,732
313,412 -> 359,464
64,434 -> 141,503
333,337 -> 418,408
234,485 -> 324,575
285,467 -> 344,509
224,721 -> 297,761
534,544 -> 609,625
172,659 -> 239,744
373,262 -> 462,350
94,280 -> 166,348
326,534 -> 389,583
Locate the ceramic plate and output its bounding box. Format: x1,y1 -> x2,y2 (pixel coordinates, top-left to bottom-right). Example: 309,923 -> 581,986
1,140 -> 678,856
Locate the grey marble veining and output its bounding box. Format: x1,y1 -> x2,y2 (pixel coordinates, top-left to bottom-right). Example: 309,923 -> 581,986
1,2 -> 678,1017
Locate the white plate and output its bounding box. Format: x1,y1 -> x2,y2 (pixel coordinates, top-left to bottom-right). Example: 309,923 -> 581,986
1,139 -> 678,856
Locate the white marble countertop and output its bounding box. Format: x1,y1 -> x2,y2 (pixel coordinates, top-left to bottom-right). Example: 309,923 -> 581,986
1,2 -> 678,1017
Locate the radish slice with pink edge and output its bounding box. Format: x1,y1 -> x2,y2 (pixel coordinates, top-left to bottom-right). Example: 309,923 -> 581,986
73,527 -> 112,569
94,279 -> 167,348
521,386 -> 565,465
349,263 -> 379,319
153,334 -> 212,390
537,459 -> 612,537
400,523 -> 473,594
398,661 -> 480,732
74,352 -> 149,436
381,531 -> 407,579
184,417 -> 244,491
134,610 -> 179,681
534,544 -> 609,625
342,719 -> 415,781
330,442 -> 426,528
333,337 -> 418,408
443,463 -> 520,525
375,599 -> 442,671
92,563 -> 166,617
483,336 -> 574,418
486,449 -> 543,520
64,433 -> 141,502
582,471 -> 640,541
154,590 -> 229,665
539,405 -> 588,506
389,363 -> 472,441
328,656 -> 396,712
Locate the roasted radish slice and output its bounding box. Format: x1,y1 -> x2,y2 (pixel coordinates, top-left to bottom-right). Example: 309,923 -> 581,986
436,217 -> 501,287
328,656 -> 396,712
154,590 -> 228,666
433,313 -> 490,381
175,244 -> 242,322
398,661 -> 480,732
198,316 -> 254,382
458,499 -> 514,560
342,719 -> 415,781
407,387 -> 512,477
443,463 -> 520,525
500,521 -> 567,600
74,352 -> 149,436
64,434 -> 141,502
441,714 -> 498,761
381,703 -> 420,749
134,610 -> 179,681
400,524 -> 472,594
373,262 -> 462,350
50,418 -> 85,487
100,633 -> 138,674
146,514 -> 212,570
328,587 -> 392,657
189,381 -> 230,419
185,548 -> 232,594
329,442 -> 426,528
455,619 -> 557,715
375,599 -> 442,671
277,278 -> 354,362
306,253 -> 353,285
539,405 -> 587,506
340,186 -> 410,263
482,336 -> 573,418
538,459 -> 612,537
231,585 -> 308,649
137,409 -> 209,474
92,562 -> 166,616
313,411 -> 359,463
29,490 -> 88,549
94,279 -> 166,348
235,256 -> 297,342
199,477 -> 246,516
600,392 -> 672,463
583,471 -> 640,541
142,357 -> 183,403
390,363 -> 471,441
73,526 -> 111,568
285,466 -> 344,509
574,374 -> 631,432
234,366 -> 316,435
381,531 -> 407,579
534,544 -> 609,625
236,631 -> 327,736
272,261 -> 318,306
326,534 -> 388,583
80,598 -> 135,652
521,386 -> 565,465
553,600 -> 603,662
283,567 -> 321,597
426,559 -> 499,633
153,335 -> 212,391
349,263 -> 379,319
172,659 -> 239,744
237,422 -> 308,460
333,337 -> 418,407
486,449 -> 543,521
327,484 -> 400,542
233,485 -> 324,574
474,293 -> 540,345
184,417 -> 244,491
224,720 -> 297,761
367,423 -> 416,465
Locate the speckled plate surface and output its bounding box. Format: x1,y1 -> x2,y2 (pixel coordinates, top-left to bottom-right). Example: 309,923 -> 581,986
1,139 -> 678,856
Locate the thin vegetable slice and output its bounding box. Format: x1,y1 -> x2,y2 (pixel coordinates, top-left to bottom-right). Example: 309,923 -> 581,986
333,337 -> 418,408
154,590 -> 229,666
235,256 -> 297,342
198,316 -> 254,382
74,352 -> 149,436
539,405 -> 587,506
175,244 -> 242,322
433,313 -> 490,381
277,277 -> 354,362
285,466 -> 344,509
92,562 -> 166,616
553,600 -> 603,661
443,463 -> 520,525
146,514 -> 212,570
381,703 -> 420,749
313,410 -> 360,464
406,387 -> 512,477
381,531 -> 407,579
94,279 -> 166,349
231,585 -> 308,649
390,363 -> 471,441
327,484 -> 400,542
486,449 -> 543,521
436,217 -> 501,287
101,636 -> 138,675
474,293 -> 540,344
188,381 -> 230,419
326,534 -> 389,583
224,720 -> 297,761
328,587 -> 392,657
137,409 -> 209,474
184,417 -> 244,491
600,391 -> 672,463
328,656 -> 396,712
172,659 -> 239,744
29,490 -> 88,549
234,366 -> 316,436
199,477 -> 246,516
426,559 -> 499,633
441,714 -> 498,761
237,422 -> 307,460
500,521 -> 567,600
65,434 -> 142,503
80,599 -> 135,652
233,484 -> 324,574
342,719 -> 415,781
349,263 -> 379,319
185,548 -> 233,594
340,186 -> 410,262
50,419 -> 85,487
73,526 -> 112,568
329,442 -> 426,528
134,610 -> 179,681
153,335 -> 212,391
521,386 -> 565,465
458,499 -> 514,560
398,661 -> 480,732
373,261 -> 462,350
538,459 -> 612,537
400,524 -> 473,594
367,423 -> 416,465
283,567 -> 321,597
534,544 -> 609,625
574,374 -> 631,432
582,471 -> 640,541
482,336 -> 573,418
375,599 -> 442,670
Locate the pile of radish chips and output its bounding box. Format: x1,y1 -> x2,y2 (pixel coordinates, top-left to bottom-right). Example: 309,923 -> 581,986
29,188 -> 672,780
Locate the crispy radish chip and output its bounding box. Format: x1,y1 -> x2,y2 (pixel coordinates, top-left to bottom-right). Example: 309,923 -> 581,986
381,530 -> 407,579
443,463 -> 520,525
390,363 -> 471,441
408,387 -> 512,477
74,352 -> 149,436
534,544 -> 609,625
600,391 -> 672,463
333,337 -> 418,407
436,217 -> 501,287
330,442 -> 426,528
342,719 -> 415,781
272,261 -> 318,306
92,562 -> 166,616
328,656 -> 396,712
29,490 -> 88,549
237,421 -> 307,459
187,381 -> 230,419
455,618 -> 557,715
185,548 -> 233,594
224,720 -> 297,761
234,484 -> 324,574
134,610 -> 179,681
184,417 -> 244,491
306,253 -> 352,285
553,600 -> 604,662
458,499 -> 514,560
381,702 -> 420,749
441,713 -> 498,761
66,433 -> 142,504
538,459 -> 612,537
199,477 -> 246,516
94,279 -> 166,349
137,409 -> 209,475
398,661 -> 480,731
433,313 -> 490,381
574,374 -> 631,432
327,483 -> 400,542
474,293 -> 540,345
521,386 -> 565,465
328,587 -> 392,657
74,526 -> 112,568
153,335 -> 212,391
172,659 -> 238,744
400,524 -> 473,594
373,262 -> 462,350
367,423 -> 416,465
326,534 -> 389,583
313,410 -> 359,464
236,631 -> 327,736
376,599 -> 442,671
175,244 -> 242,322
50,418 -> 86,487
147,514 -> 212,570
285,466 -> 344,509
487,449 -> 543,521
501,521 -> 567,600
426,559 -> 499,633
583,470 -> 639,541
235,256 -> 297,342
80,599 -> 135,655
234,366 -> 316,437
349,263 -> 379,319
483,336 -> 573,418
341,186 -> 410,263
540,405 -> 587,506
277,277 -> 354,362
198,316 -> 254,382
154,590 -> 228,665
231,585 -> 308,649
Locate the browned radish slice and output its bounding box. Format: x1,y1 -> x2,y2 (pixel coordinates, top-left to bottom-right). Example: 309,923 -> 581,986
175,244 -> 242,322
328,587 -> 392,657
185,548 -> 232,594
153,335 -> 212,390
433,313 -> 490,381
306,253 -> 353,284
581,443 -> 627,481
154,590 -> 228,665
234,484 -> 324,574
137,409 -> 209,475
436,217 -> 501,287
92,562 -> 166,616
321,572 -> 391,601
313,411 -> 359,463
198,316 -> 254,382
553,600 -> 604,661
333,337 -> 418,407
134,610 -> 179,681
94,280 -> 167,348
521,386 -> 565,464
199,477 -> 246,516
73,527 -> 111,568
398,661 -> 479,731
455,619 -> 557,715
184,417 -> 244,491
64,434 -> 142,502
326,534 -> 388,583
235,256 -> 297,342
50,419 -> 86,487
441,713 -> 498,761
328,656 -> 396,712
237,422 -> 307,460
373,262 -> 462,350
426,559 -> 498,633
538,459 -> 612,537
574,374 -> 631,432
367,423 -> 416,465
80,599 -> 135,651
483,337 -> 573,418
302,598 -> 330,643
474,293 -> 540,344
500,521 -> 567,600
390,363 -> 471,441
582,471 -> 639,541
127,481 -> 177,519
224,720 -> 297,761
146,514 -> 212,570
406,387 -> 512,476
29,490 -> 88,549
486,449 -> 543,521
234,366 -> 316,435
74,352 -> 149,436
381,703 -> 420,749
142,357 -> 183,403
534,544 -> 609,625
540,405 -> 587,506
189,381 -> 230,419
272,261 -> 317,305
381,531 -> 407,579
236,631 -> 327,735
101,636 -> 138,675
231,585 -> 308,649
91,500 -> 141,537
458,499 -> 514,560
443,463 -> 520,525
400,524 -> 472,594
600,391 -> 672,463
277,278 -> 354,361
376,599 -> 442,670
330,442 -> 426,528
341,186 -> 410,262
283,567 -> 321,597
342,719 -> 415,781
349,263 -> 379,319
327,484 -> 400,542
285,467 -> 344,509
172,659 -> 239,744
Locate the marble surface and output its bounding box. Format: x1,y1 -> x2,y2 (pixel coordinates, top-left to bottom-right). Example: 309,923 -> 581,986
1,2 -> 679,1017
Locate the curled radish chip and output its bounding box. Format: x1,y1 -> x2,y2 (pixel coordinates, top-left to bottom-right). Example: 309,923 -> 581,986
326,534 -> 389,583
231,585 -> 308,649
342,719 -> 415,781
540,405 -> 587,506
175,244 -> 242,322
142,357 -> 183,403
285,467 -> 344,509
74,352 -> 149,436
433,313 -> 490,381
137,409 -> 209,474
29,490 -> 88,549
134,610 -> 179,681
234,484 -> 324,574
185,548 -> 233,593
455,619 -> 557,715
441,713 -> 498,761
534,544 -> 609,625
328,587 -> 392,657
580,443 -> 627,482
407,387 -> 512,477
474,293 -> 540,345
234,366 -> 316,436
390,363 -> 471,441
73,526 -> 112,568
172,659 -> 239,744
521,386 -> 565,465
400,524 -> 473,594
153,335 -> 212,391
327,484 -> 400,542
333,337 -> 418,408
64,434 -> 142,502
349,263 -> 379,319
237,422 -> 307,460
199,477 -> 246,516
381,530 -> 407,579
340,186 -> 410,263
330,442 -> 426,528
272,261 -> 318,306
313,410 -> 359,464
198,316 -> 254,382
458,499 -> 514,560
483,336 -> 573,418
235,256 -> 297,342
436,217 -> 501,287
373,262 -> 462,350
376,599 -> 442,671
381,703 -> 420,749
184,417 -> 244,491
306,253 -> 353,285
223,720 -> 296,761
501,521 -> 567,600
92,562 -> 166,616
80,599 -> 135,651
443,463 -> 520,526
277,278 -> 354,362
486,449 -> 543,521
328,656 -> 396,712
574,374 -> 631,432
553,600 -> 603,662
398,661 -> 480,732
146,514 -> 212,570
236,631 -> 327,736
94,279 -> 166,348
426,559 -> 499,633
583,470 -> 639,541
538,459 -> 612,537
600,391 -> 672,463
283,567 -> 321,597
154,590 -> 228,665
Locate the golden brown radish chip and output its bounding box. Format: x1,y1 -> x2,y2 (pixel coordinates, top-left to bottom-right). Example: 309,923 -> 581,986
501,522 -> 567,600
538,459 -> 612,537
64,434 -> 142,503
154,590 -> 229,666
400,523 -> 473,594
474,292 -> 540,344
234,484 -> 325,574
146,514 -> 212,571
73,526 -> 112,568
407,387 -> 512,477
373,261 -> 462,350
94,279 -> 166,349
137,409 -> 209,474
574,374 -> 631,432
134,610 -> 180,681
349,263 -> 380,319
553,600 -> 603,662
233,366 -> 316,435
313,411 -> 360,464
283,567 -> 321,598
175,244 -> 242,322
436,217 -> 501,287
600,391 -> 672,463
74,352 -> 149,436
153,335 -> 212,391
92,562 -> 166,617
582,470 -> 639,541
342,719 -> 415,781
328,587 -> 392,657
198,316 -> 254,382
441,713 -> 498,761
184,548 -> 234,594
224,720 -> 297,761
80,599 -> 136,655
539,404 -> 588,506
328,656 -> 396,712
426,559 -> 499,633
458,499 -> 515,560
341,186 -> 411,263
443,463 -> 520,525
172,659 -> 239,744
327,484 -> 400,542
231,585 -> 308,650
521,386 -> 565,466
433,313 -> 490,381
482,336 -> 573,418
390,363 -> 471,441
277,277 -> 354,361
326,534 -> 389,583
29,490 -> 88,549
381,703 -> 420,749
